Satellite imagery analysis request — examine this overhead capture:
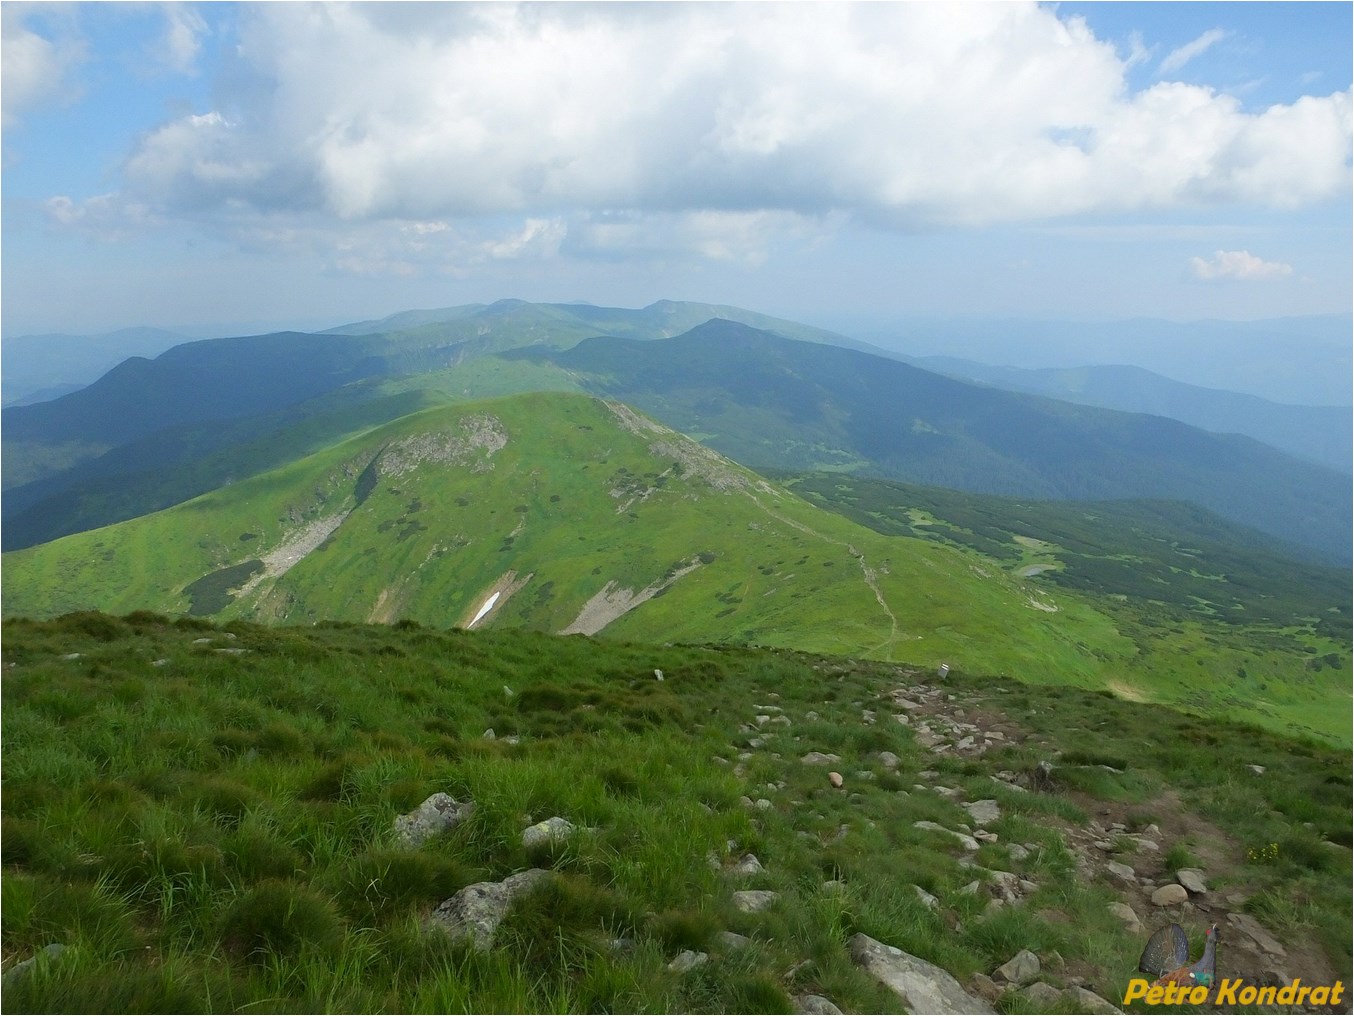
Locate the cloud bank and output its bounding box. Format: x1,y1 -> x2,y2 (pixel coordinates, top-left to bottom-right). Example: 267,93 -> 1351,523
1190,250 -> 1294,281
42,2 -> 1354,267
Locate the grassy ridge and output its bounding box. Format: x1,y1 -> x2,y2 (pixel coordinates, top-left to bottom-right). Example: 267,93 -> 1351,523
4,392 -> 1348,745
2,614 -> 1348,1012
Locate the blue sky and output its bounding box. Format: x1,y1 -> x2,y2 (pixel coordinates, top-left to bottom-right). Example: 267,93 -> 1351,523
2,2 -> 1350,337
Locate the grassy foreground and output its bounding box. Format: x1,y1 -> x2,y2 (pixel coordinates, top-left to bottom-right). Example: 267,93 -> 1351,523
2,613 -> 1349,1013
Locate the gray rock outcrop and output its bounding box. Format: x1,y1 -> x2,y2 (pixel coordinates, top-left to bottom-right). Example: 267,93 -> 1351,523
393,793 -> 476,848
427,868 -> 550,950
849,933 -> 995,1014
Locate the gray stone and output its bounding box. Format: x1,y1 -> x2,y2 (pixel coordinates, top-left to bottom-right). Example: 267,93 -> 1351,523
732,890 -> 780,913
801,751 -> 841,765
1227,912 -> 1287,957
965,800 -> 1001,826
482,727 -> 496,739
1105,860 -> 1137,885
994,949 -> 1040,985
1007,843 -> 1030,863
3,944 -> 66,983
729,853 -> 764,876
522,816 -> 577,849
794,994 -> 844,1015
428,869 -> 550,949
1245,764 -> 1266,775
393,793 -> 476,848
914,820 -> 980,851
878,750 -> 902,769
667,950 -> 708,973
969,972 -> 1004,1002
913,884 -> 940,910
849,933 -> 995,1014
1106,902 -> 1142,933
717,930 -> 753,951
1151,884 -> 1188,906
1022,982 -> 1064,1009
1065,986 -> 1125,1014
823,879 -> 847,894
828,772 -> 844,788
754,798 -> 773,811
1176,868 -> 1208,894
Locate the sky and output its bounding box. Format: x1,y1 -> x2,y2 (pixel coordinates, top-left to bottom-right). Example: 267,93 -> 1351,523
2,1 -> 1350,338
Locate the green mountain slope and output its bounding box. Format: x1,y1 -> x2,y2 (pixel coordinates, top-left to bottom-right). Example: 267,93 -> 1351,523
512,319 -> 1352,561
4,392 -> 1347,743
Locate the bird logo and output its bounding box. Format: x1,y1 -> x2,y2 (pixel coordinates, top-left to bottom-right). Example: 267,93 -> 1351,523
1138,922 -> 1219,987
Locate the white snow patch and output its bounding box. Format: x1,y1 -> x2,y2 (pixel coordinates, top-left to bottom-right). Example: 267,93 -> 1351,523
469,591 -> 501,629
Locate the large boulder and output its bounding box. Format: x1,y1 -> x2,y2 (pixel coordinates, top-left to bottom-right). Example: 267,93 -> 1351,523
427,869 -> 550,950
994,949 -> 1040,985
849,933 -> 995,1014
522,816 -> 577,849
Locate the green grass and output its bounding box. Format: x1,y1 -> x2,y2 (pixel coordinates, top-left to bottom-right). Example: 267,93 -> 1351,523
5,393 -> 1347,747
2,613 -> 1348,1012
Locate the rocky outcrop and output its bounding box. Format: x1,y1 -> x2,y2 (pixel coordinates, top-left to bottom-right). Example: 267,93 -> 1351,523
427,869 -> 550,950
849,933 -> 995,1014
393,793 -> 476,848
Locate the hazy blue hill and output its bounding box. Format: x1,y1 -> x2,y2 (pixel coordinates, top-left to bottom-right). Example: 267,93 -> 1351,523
515,319 -> 1352,561
1,326 -> 189,407
912,357 -> 1351,473
863,314 -> 1353,406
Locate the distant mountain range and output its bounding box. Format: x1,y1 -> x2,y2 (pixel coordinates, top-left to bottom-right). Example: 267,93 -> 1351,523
1,326 -> 189,407
859,314 -> 1353,407
907,356 -> 1351,473
512,319 -> 1351,561
3,302 -> 1349,563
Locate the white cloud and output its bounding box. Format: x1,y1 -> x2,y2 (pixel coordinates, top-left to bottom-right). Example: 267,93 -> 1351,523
45,2 -> 1354,267
1,6 -> 84,129
1159,28 -> 1229,75
1189,250 -> 1294,281
153,3 -> 209,76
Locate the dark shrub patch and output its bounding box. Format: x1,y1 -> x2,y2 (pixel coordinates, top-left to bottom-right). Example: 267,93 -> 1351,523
220,881 -> 343,960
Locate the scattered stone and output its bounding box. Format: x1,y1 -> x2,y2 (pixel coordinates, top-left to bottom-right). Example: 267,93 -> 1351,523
393,793 -> 476,848
964,800 -> 1001,826
805,710 -> 820,721
1107,902 -> 1142,933
849,933 -> 994,1014
853,770 -> 876,781
755,798 -> 773,811
191,638 -> 213,645
794,994 -> 844,1015
994,949 -> 1040,985
1018,879 -> 1038,895
732,890 -> 780,913
914,821 -> 980,851
1065,986 -> 1125,1014
1007,844 -> 1030,863
878,751 -> 901,769
1151,884 -> 1188,907
1245,764 -> 1265,775
3,944 -> 66,983
973,830 -> 999,844
913,884 -> 940,911
522,816 -> 576,849
1227,913 -> 1287,958
828,772 -> 844,788
482,728 -> 496,740
1143,823 -> 1161,836
801,752 -> 841,765
739,796 -> 755,809
653,669 -> 664,681
667,950 -> 707,973
215,647 -> 248,655
969,972 -> 1004,1003
717,930 -> 753,951
1105,861 -> 1137,885
790,997 -> 839,1016
1023,982 -> 1064,1009
729,853 -> 763,876
959,880 -> 981,896
823,879 -> 847,894
151,658 -> 168,667
428,869 -> 550,949
1176,868 -> 1208,894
